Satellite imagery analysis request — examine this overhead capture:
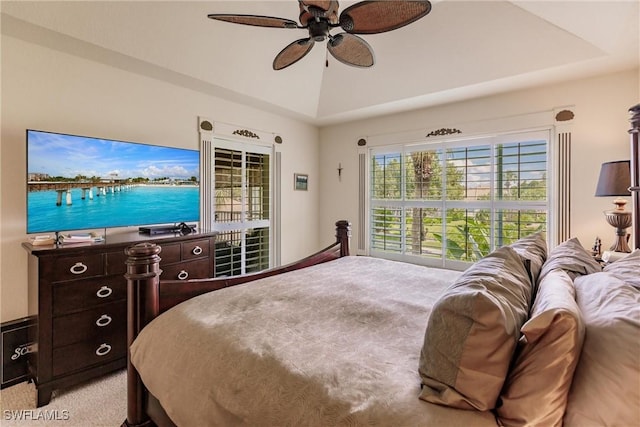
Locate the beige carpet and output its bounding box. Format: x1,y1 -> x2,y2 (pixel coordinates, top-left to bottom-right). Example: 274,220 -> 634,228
0,370 -> 126,427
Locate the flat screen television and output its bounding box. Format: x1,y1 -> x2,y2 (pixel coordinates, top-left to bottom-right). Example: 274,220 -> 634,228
26,129 -> 200,234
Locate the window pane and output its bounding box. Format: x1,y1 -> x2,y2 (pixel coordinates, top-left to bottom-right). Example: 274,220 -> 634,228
446,146 -> 491,201
405,150 -> 443,200
495,209 -> 547,247
213,143 -> 271,277
495,141 -> 547,201
214,230 -> 242,277
214,148 -> 243,223
445,208 -> 491,261
371,206 -> 402,253
404,207 -> 442,258
245,227 -> 270,273
371,153 -> 402,200
246,152 -> 270,221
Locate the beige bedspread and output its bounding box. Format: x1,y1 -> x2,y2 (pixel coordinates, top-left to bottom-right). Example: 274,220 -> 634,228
130,256 -> 499,427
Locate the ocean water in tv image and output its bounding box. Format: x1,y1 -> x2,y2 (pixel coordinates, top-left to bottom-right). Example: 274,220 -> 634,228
27,186 -> 199,233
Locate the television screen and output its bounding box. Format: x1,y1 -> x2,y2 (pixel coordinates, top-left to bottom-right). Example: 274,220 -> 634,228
27,130 -> 200,234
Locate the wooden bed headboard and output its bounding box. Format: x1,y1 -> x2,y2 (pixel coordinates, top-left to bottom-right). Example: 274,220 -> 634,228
629,104 -> 640,250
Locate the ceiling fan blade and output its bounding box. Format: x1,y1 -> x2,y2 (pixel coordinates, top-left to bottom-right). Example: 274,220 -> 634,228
208,14 -> 299,29
327,33 -> 374,68
273,38 -> 315,70
339,0 -> 431,34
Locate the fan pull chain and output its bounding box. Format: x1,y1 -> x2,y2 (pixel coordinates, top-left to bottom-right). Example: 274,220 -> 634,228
326,49 -> 329,67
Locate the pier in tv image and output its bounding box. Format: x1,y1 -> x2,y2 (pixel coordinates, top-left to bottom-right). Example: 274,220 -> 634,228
26,130 -> 200,234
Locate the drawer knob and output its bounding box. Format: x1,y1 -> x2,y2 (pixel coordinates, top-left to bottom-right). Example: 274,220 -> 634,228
69,262 -> 88,275
96,286 -> 113,298
177,270 -> 189,280
192,246 -> 203,255
95,343 -> 112,357
95,314 -> 112,327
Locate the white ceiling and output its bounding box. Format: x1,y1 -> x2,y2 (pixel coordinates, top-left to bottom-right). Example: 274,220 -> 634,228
2,1 -> 638,126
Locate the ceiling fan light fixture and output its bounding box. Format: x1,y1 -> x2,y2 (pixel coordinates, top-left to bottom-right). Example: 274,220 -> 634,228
308,19 -> 330,42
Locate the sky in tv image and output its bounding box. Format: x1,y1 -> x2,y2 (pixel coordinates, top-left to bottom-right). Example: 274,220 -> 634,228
27,130 -> 199,181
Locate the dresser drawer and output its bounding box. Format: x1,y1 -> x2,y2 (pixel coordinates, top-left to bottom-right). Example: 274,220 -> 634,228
52,276 -> 126,315
182,239 -> 210,260
49,253 -> 103,282
53,301 -> 126,348
159,243 -> 181,264
105,250 -> 128,275
161,258 -> 211,280
52,332 -> 126,377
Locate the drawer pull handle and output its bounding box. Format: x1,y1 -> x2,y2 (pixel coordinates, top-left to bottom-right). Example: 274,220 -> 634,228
192,246 -> 203,255
177,270 -> 189,280
96,286 -> 113,298
95,343 -> 112,357
95,314 -> 112,327
70,262 -> 88,275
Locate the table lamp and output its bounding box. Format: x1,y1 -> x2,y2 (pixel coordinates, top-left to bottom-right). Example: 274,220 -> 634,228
595,160 -> 632,252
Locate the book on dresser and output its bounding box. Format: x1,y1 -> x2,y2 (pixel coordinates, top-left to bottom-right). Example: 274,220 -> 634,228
22,230 -> 217,407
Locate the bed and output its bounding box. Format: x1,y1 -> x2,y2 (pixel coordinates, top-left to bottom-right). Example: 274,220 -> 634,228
122,105 -> 640,427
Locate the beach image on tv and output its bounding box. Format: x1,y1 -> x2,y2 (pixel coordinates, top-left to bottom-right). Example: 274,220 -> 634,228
27,130 -> 200,234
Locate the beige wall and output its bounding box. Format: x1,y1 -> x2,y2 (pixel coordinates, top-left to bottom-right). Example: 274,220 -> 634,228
0,35 -> 321,322
318,69 -> 640,255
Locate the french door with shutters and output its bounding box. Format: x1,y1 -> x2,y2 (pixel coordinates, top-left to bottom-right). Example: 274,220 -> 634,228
212,139 -> 272,277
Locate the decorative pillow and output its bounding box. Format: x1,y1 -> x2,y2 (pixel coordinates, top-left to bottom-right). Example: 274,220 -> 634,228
538,237 -> 601,283
563,271 -> 640,427
419,246 -> 532,411
509,231 -> 547,289
497,268 -> 584,427
603,248 -> 640,288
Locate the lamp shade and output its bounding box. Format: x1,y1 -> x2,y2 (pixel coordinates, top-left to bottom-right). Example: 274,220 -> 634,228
595,160 -> 631,197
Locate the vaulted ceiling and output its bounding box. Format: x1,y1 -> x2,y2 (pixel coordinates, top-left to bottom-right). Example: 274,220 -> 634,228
2,1 -> 638,126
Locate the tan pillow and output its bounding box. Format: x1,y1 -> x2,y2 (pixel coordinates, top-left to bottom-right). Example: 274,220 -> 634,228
497,269 -> 584,427
538,237 -> 601,283
509,231 -> 547,287
564,272 -> 640,427
419,246 -> 532,411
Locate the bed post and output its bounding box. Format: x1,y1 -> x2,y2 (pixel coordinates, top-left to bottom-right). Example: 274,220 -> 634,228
123,243 -> 162,427
629,104 -> 640,250
336,220 -> 351,257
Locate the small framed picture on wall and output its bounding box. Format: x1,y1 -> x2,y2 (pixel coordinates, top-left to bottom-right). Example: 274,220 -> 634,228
294,173 -> 308,191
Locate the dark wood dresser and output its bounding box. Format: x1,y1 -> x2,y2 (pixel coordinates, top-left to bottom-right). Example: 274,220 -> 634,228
22,230 -> 216,407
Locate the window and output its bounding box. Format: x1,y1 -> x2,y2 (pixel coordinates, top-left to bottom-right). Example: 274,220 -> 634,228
211,140 -> 272,277
369,131 -> 549,269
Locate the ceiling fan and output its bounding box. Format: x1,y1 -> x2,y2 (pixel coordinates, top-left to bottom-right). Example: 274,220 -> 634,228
207,0 -> 432,70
